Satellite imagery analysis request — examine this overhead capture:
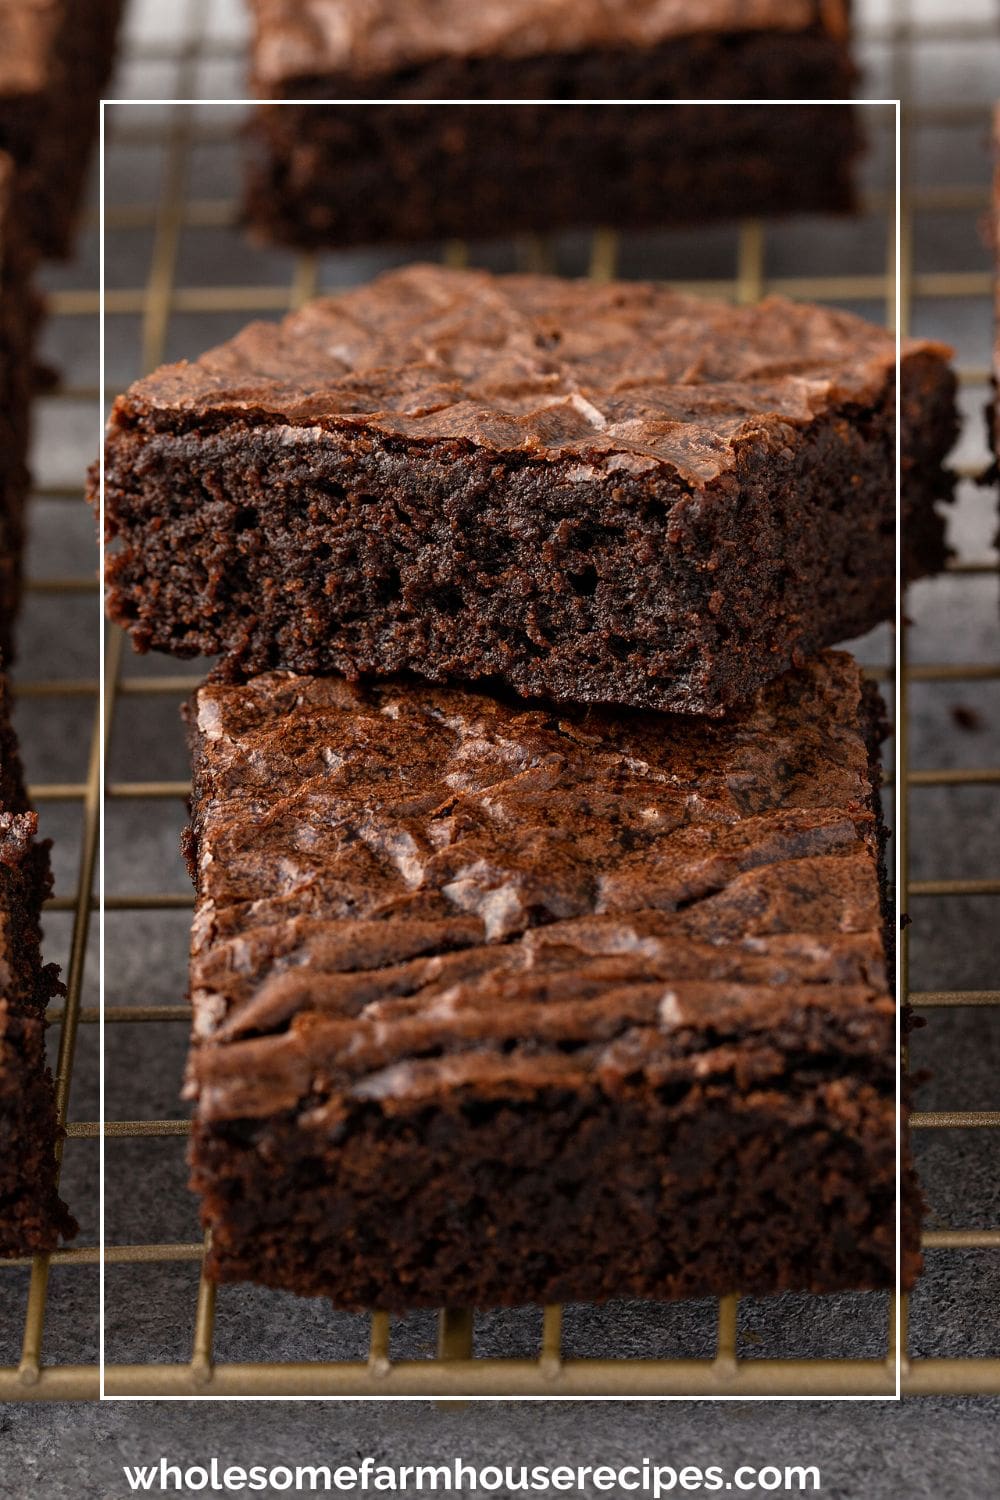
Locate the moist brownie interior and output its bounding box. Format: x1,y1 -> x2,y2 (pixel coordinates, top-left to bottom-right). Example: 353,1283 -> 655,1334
245,103 -> 861,250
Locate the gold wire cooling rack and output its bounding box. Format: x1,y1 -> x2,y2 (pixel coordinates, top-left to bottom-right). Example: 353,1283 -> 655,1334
5,0 -> 1000,1401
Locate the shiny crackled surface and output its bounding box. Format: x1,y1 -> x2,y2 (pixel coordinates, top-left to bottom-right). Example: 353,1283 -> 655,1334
249,0 -> 848,86
112,264 -> 934,486
186,650 -> 892,1124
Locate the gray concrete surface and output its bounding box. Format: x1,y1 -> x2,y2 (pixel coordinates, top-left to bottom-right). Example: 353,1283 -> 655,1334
1,1395 -> 1000,1500
0,0 -> 998,1493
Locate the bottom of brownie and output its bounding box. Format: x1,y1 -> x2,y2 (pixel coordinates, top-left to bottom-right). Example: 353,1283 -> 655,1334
195,1071 -> 914,1310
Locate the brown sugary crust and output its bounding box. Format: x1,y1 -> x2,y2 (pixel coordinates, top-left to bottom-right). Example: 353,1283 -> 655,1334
101,265 -> 956,715
0,0 -> 125,258
0,672 -> 73,1257
248,0 -> 851,87
185,651 -> 917,1307
108,268 -> 923,467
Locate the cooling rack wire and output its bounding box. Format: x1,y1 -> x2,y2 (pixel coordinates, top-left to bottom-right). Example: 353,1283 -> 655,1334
1,1 -> 998,1400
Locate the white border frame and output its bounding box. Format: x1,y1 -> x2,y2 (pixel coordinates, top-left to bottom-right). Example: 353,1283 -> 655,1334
98,96 -> 904,1403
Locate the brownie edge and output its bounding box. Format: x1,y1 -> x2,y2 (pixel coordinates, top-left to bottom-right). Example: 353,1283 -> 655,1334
0,0 -> 125,258
0,674 -> 74,1258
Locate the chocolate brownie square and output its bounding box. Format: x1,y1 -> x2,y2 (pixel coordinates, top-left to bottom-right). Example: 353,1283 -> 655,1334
0,672 -> 73,1258
244,2 -> 861,248
184,651 -> 915,1308
101,265 -> 956,715
0,0 -> 124,258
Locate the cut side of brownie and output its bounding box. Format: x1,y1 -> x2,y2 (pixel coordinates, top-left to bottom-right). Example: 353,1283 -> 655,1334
246,103 -> 861,252
245,3 -> 860,247
185,650 -> 916,1309
0,672 -> 73,1258
0,151 -> 38,664
102,265 -> 956,715
0,0 -> 125,258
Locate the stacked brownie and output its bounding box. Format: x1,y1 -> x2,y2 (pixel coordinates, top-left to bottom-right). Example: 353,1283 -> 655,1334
0,671 -> 73,1257
244,0 -> 861,249
100,265 -> 956,1308
184,654 -> 918,1305
0,0 -> 125,258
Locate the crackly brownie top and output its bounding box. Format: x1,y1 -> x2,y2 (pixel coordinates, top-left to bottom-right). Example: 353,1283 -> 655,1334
113,264 -> 933,487
0,1 -> 64,98
186,650 -> 892,1123
250,1 -> 849,87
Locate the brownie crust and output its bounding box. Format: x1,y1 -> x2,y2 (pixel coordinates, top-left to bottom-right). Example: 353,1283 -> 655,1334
184,651 -> 915,1308
102,265 -> 956,715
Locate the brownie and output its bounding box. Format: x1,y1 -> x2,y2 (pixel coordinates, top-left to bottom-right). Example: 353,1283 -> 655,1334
0,671 -> 73,1258
244,3 -> 860,248
0,151 -> 38,665
0,0 -> 124,258
184,651 -> 916,1308
101,265 -> 957,715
